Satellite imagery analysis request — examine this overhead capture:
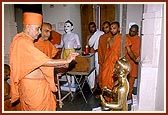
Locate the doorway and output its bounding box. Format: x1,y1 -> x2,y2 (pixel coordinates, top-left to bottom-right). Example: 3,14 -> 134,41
80,4 -> 115,50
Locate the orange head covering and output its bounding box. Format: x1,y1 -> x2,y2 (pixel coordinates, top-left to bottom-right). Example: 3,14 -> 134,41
23,12 -> 42,25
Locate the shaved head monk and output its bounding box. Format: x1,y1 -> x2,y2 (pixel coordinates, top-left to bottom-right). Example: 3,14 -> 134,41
98,21 -> 112,89
34,22 -> 58,59
9,12 -> 78,111
126,24 -> 140,104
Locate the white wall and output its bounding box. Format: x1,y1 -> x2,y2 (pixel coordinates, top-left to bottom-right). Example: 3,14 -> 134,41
3,4 -> 17,64
155,6 -> 165,110
42,4 -> 81,42
138,4 -> 165,111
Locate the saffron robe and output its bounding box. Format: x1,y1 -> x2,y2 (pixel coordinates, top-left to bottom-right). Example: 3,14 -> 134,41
126,34 -> 140,99
101,34 -> 132,90
10,32 -> 56,111
34,38 -> 58,58
126,34 -> 140,78
50,30 -> 62,59
98,33 -> 112,88
50,30 -> 62,45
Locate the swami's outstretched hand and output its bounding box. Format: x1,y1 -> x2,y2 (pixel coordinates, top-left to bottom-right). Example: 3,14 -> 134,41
66,52 -> 79,63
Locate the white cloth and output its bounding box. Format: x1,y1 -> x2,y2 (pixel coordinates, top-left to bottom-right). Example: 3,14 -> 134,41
94,52 -> 99,75
88,29 -> 103,80
88,29 -> 104,50
88,69 -> 96,89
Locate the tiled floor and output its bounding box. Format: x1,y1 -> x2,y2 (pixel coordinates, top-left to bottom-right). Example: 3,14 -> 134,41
56,82 -> 102,111
56,81 -> 136,111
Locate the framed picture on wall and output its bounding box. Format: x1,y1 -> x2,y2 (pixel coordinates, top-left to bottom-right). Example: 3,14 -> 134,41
52,24 -> 56,31
58,22 -> 64,31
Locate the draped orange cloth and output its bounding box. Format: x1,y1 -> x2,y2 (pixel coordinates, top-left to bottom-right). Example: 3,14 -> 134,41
126,34 -> 140,77
101,34 -> 132,90
50,30 -> 61,45
50,30 -> 62,59
98,33 -> 112,88
34,38 -> 58,58
126,34 -> 140,99
10,32 -> 56,111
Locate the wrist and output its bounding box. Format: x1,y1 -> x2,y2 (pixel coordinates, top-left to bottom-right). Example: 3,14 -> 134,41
65,59 -> 70,64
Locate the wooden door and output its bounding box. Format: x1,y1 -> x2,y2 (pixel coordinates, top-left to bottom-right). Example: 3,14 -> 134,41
80,4 -> 93,50
80,4 -> 115,50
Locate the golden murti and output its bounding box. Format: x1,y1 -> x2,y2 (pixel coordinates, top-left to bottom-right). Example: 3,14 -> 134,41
100,57 -> 131,111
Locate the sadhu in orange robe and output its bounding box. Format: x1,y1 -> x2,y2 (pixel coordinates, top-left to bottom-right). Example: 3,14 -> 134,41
101,34 -> 132,91
10,32 -> 57,111
126,34 -> 140,99
34,38 -> 58,59
98,33 -> 112,89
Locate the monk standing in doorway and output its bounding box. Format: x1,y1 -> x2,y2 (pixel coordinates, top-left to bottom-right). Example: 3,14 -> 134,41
126,24 -> 140,104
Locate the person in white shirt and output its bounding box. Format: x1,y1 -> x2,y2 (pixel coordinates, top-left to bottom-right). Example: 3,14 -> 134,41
86,22 -> 104,90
